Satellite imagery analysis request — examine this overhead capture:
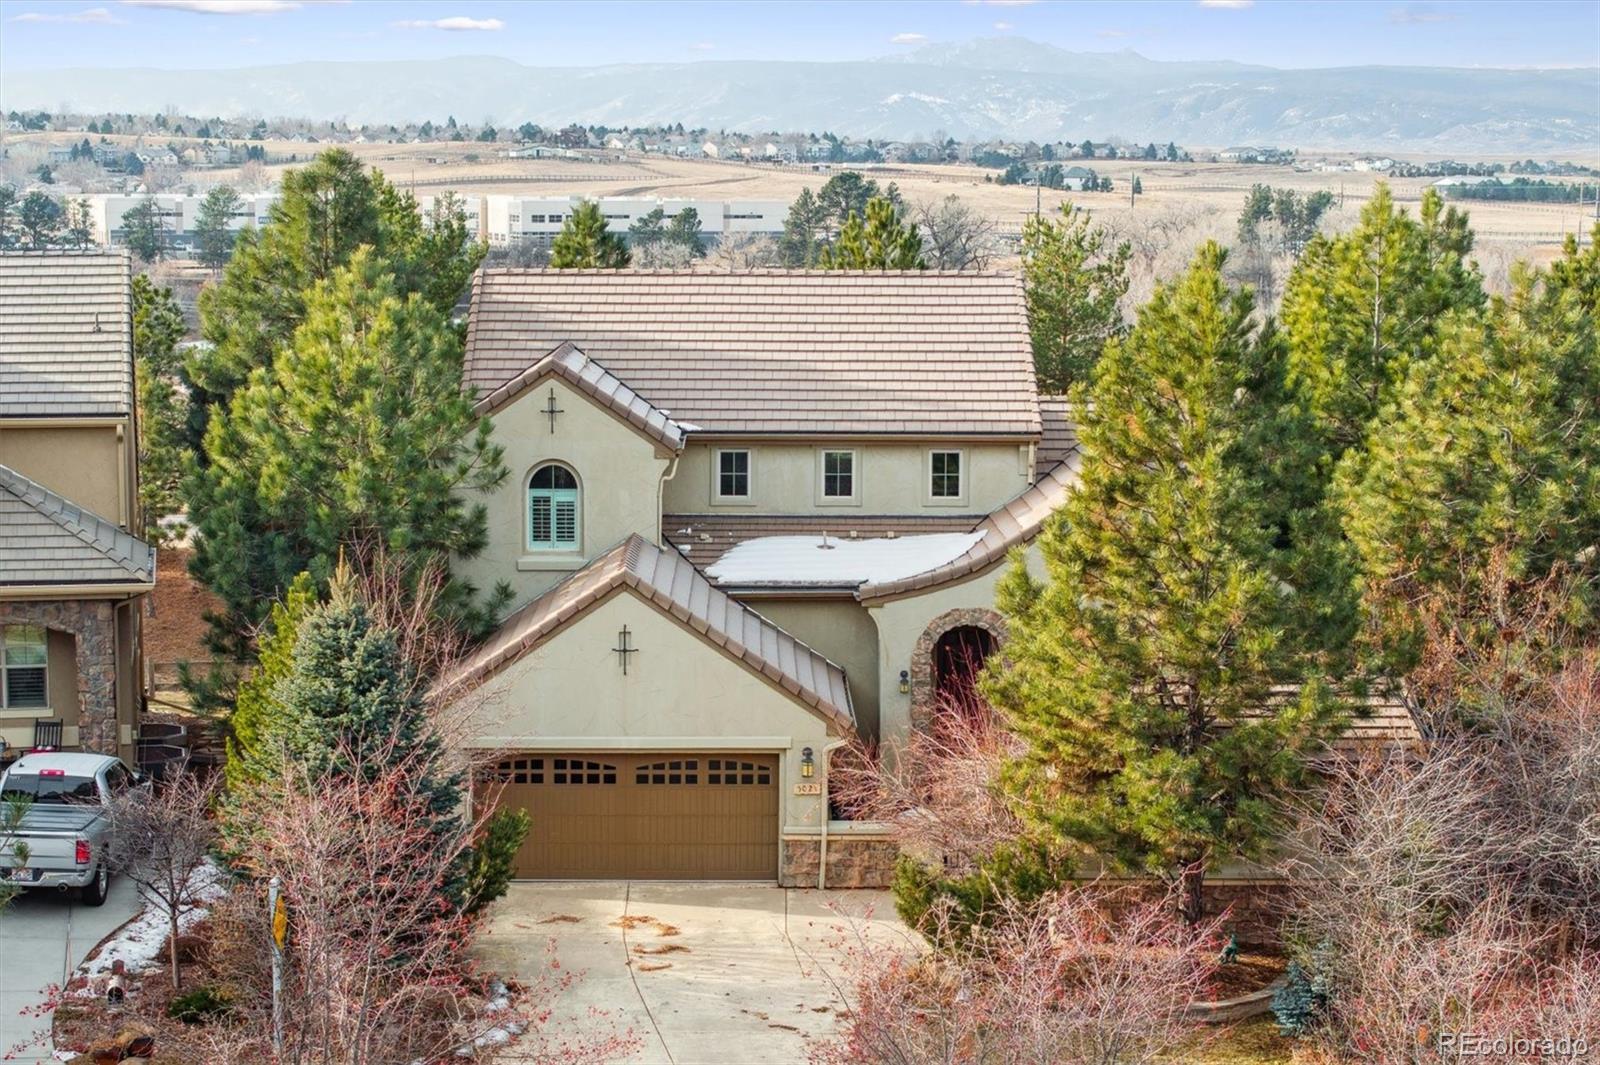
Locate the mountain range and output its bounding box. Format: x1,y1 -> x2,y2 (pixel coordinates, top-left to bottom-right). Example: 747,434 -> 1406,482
3,38 -> 1595,153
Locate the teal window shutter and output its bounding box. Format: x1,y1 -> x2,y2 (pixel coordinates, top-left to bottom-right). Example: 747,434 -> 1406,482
528,464 -> 580,549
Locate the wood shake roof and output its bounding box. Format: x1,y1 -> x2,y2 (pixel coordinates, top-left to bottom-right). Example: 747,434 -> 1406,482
0,250 -> 134,418
443,534 -> 855,732
474,341 -> 686,452
0,464 -> 154,588
464,270 -> 1040,437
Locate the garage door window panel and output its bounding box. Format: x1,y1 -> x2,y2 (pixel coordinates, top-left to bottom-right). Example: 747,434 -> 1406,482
552,757 -> 616,784
636,759 -> 700,785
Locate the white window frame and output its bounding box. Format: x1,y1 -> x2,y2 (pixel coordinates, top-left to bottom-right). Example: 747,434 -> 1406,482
816,448 -> 861,506
926,448 -> 968,506
712,448 -> 754,504
526,462 -> 582,554
0,624 -> 49,712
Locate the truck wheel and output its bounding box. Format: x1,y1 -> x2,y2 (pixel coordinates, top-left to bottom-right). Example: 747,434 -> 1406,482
80,864 -> 109,907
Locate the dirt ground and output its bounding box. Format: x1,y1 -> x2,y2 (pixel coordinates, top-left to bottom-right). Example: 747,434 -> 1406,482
142,548 -> 220,671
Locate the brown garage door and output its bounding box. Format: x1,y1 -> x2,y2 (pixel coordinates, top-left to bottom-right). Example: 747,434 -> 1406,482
484,753 -> 779,880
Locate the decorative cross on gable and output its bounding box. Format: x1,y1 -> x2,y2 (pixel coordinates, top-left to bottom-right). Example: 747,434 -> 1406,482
613,625 -> 639,675
542,388 -> 565,433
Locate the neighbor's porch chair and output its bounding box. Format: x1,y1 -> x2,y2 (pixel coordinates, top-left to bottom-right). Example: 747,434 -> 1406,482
31,719 -> 64,750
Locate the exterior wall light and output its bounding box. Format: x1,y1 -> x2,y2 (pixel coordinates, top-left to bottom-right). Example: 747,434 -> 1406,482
899,669 -> 910,694
800,747 -> 815,778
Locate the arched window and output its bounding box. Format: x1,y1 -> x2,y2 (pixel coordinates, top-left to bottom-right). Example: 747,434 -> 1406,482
528,463 -> 579,551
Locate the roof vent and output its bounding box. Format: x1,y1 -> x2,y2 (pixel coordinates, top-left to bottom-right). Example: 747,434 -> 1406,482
92,312 -> 102,333
818,531 -> 835,551
885,530 -> 899,540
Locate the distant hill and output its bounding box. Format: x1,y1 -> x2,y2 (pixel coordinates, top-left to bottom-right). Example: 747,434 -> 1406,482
3,39 -> 1595,153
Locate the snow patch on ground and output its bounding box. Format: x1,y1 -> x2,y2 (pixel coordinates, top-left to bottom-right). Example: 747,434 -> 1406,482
707,531 -> 986,586
76,861 -> 228,979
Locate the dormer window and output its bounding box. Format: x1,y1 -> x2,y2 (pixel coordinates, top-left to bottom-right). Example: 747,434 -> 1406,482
528,463 -> 580,551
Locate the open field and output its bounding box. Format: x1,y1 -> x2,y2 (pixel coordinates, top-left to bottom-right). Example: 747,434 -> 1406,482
7,131 -> 1596,282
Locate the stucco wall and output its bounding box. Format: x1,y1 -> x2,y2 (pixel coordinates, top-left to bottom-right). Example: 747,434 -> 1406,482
663,440 -> 1032,516
0,421 -> 128,525
461,588 -> 838,833
454,377 -> 672,609
867,542 -> 1046,750
744,597 -> 881,743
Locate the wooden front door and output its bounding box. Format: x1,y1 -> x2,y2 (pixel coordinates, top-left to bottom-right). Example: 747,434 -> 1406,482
484,753 -> 779,880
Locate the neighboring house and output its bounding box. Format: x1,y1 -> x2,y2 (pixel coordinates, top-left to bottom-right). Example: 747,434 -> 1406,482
445,271 -> 1076,887
0,251 -> 153,765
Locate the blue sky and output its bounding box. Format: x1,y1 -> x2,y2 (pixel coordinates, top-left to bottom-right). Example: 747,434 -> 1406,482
2,0 -> 1596,72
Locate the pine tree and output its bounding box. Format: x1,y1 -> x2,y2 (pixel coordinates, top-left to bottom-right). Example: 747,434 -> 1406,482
987,243 -> 1351,925
665,206 -> 706,259
1281,185 -> 1482,462
224,572 -> 317,791
818,197 -> 925,270
185,248 -> 508,654
132,276 -> 190,541
549,200 -> 630,268
1020,203 -> 1131,392
188,149 -> 482,440
17,192 -> 63,249
193,184 -> 243,271
778,187 -> 826,266
1336,244 -> 1600,670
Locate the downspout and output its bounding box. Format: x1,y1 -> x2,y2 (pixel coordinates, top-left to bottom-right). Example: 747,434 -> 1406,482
816,736 -> 851,891
656,451 -> 680,544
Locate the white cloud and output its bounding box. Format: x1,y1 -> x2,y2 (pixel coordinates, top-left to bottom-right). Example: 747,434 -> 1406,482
11,6 -> 123,22
890,32 -> 928,45
120,0 -> 306,11
393,16 -> 504,31
993,20 -> 1013,30
689,41 -> 714,51
1198,0 -> 1254,7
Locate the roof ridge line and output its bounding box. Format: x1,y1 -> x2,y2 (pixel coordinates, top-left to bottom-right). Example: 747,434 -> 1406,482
0,463 -> 154,581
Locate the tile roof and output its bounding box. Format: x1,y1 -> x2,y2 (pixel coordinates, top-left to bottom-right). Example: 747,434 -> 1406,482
857,454 -> 1081,602
464,270 -> 1040,437
0,251 -> 134,418
474,341 -> 686,452
1246,686 -> 1423,753
442,534 -> 855,732
663,513 -> 981,573
0,464 -> 155,588
1037,396 -> 1079,472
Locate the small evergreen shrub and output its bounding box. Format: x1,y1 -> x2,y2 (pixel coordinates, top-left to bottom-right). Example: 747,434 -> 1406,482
1272,944 -> 1334,1038
463,807 -> 531,915
891,844 -> 1069,946
168,985 -> 234,1025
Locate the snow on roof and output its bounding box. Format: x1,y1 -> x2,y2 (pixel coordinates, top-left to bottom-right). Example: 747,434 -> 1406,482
706,531 -> 987,588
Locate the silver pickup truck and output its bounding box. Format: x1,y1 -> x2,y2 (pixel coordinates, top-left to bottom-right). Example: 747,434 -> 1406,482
0,752 -> 140,906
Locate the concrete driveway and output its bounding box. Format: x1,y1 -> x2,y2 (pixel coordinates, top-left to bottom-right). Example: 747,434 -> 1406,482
475,882 -> 910,1065
0,876 -> 139,1063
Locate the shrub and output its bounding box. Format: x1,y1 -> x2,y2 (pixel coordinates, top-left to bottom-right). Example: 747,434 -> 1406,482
168,985 -> 234,1025
892,844 -> 1070,946
1271,960 -> 1326,1038
463,807 -> 530,915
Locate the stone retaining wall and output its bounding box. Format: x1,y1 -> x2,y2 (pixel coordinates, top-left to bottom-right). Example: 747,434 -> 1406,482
780,835 -> 900,889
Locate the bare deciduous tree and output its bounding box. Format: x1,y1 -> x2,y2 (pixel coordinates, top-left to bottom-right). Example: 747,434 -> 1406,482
107,772 -> 220,990
831,687 -> 1024,872
912,195 -> 999,271
710,232 -> 780,270
812,886 -> 1222,1065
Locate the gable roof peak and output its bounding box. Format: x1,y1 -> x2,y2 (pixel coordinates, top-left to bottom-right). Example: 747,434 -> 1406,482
473,342 -> 687,452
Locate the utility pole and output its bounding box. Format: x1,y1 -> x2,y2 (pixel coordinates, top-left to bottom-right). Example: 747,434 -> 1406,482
1035,172 -> 1041,218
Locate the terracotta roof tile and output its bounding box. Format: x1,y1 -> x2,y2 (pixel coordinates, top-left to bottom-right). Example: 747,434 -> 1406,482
1037,396 -> 1080,472
473,341 -> 686,451
465,270 -> 1039,437
440,535 -> 854,731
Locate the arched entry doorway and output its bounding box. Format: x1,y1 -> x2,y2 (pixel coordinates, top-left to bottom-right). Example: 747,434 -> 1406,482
932,625 -> 997,710
909,608 -> 1006,732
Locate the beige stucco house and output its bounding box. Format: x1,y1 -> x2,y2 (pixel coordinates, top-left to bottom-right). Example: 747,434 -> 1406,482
0,251 -> 153,765
448,270 -> 1081,886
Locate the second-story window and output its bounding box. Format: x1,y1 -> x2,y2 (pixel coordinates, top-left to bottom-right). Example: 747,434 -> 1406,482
822,450 -> 855,500
528,463 -> 580,551
717,450 -> 751,500
930,450 -> 963,500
